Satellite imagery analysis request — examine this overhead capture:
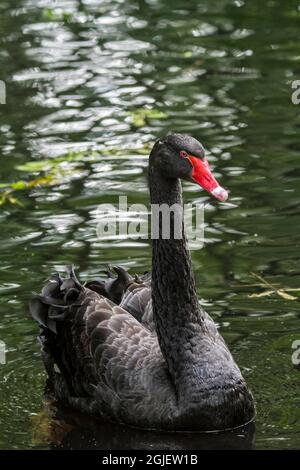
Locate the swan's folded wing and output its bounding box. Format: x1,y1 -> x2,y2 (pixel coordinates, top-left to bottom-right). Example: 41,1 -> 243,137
82,266 -> 154,329
30,269 -> 175,427
119,281 -> 153,329
80,293 -> 175,426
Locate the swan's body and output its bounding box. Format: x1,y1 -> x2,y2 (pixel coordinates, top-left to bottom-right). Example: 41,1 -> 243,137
30,134 -> 255,431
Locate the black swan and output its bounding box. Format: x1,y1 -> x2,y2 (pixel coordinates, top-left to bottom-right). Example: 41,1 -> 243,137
30,133 -> 255,431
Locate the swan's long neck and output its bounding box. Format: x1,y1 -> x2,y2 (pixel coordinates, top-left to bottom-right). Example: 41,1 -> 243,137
149,163 -> 206,395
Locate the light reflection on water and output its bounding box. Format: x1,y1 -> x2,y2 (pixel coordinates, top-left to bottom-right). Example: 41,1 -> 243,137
0,0 -> 300,449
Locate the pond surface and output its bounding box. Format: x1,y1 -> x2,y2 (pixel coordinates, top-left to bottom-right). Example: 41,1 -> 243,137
0,0 -> 300,450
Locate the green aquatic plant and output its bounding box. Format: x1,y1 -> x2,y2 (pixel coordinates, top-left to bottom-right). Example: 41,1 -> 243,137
128,108 -> 167,128
0,189 -> 24,207
31,400 -> 73,446
0,175 -> 54,207
42,8 -> 72,23
0,144 -> 152,207
15,149 -> 93,173
0,151 -> 85,207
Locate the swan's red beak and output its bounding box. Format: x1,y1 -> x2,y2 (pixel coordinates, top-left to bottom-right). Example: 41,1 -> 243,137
187,156 -> 228,202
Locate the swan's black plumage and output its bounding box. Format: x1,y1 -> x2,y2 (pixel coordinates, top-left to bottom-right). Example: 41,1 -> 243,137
30,133 -> 255,431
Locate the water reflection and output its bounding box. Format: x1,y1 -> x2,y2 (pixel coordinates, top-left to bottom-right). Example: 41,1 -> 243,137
36,401 -> 255,450
0,0 -> 300,450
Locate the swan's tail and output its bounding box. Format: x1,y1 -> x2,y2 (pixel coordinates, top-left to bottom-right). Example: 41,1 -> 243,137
29,264 -> 133,332
29,265 -> 135,394
85,265 -> 133,304
30,266 -> 80,332
29,266 -> 85,392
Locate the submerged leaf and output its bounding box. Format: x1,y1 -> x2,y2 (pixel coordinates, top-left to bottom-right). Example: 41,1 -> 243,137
0,189 -> 23,207
128,108 -> 167,128
0,175 -> 55,207
7,195 -> 24,207
277,290 -> 298,301
1,145 -> 151,207
42,8 -> 72,22
31,405 -> 73,446
16,160 -> 54,172
11,181 -> 28,190
27,175 -> 54,188
247,273 -> 299,301
249,290 -> 274,298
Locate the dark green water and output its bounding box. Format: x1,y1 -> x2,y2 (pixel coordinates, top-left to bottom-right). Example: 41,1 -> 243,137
1,0 -> 300,450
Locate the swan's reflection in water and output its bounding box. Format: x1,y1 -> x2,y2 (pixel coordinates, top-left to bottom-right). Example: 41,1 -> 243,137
44,401 -> 255,450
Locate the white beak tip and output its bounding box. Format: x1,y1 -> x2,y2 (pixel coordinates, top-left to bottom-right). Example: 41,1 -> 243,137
211,186 -> 229,202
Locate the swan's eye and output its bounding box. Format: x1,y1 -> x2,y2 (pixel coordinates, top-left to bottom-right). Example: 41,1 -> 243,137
180,150 -> 188,158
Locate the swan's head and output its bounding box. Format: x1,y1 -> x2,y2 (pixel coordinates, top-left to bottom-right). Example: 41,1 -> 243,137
150,133 -> 228,202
